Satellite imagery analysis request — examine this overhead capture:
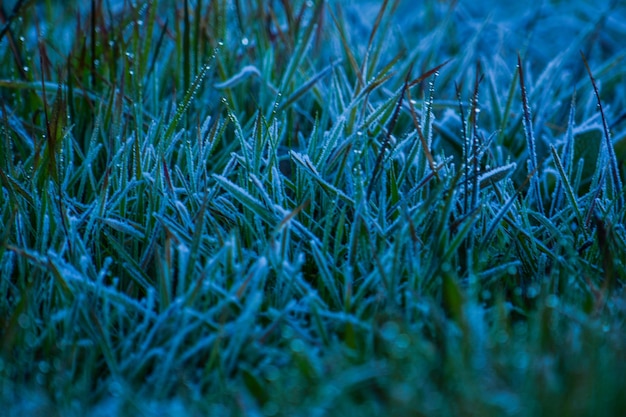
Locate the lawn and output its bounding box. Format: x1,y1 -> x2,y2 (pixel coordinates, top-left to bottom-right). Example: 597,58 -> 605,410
1,0 -> 625,415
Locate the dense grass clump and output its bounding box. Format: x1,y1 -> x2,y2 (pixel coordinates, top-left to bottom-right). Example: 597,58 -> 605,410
1,0 -> 625,415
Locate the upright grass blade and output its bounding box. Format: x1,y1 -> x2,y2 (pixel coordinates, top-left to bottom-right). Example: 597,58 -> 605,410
406,78 -> 438,181
469,66 -> 484,213
551,91 -> 577,215
161,61 -> 211,146
278,0 -> 324,95
328,4 -> 363,88
550,145 -> 587,240
518,54 -> 543,213
366,70 -> 408,199
276,59 -> 339,112
581,51 -> 624,210
183,0 -> 191,98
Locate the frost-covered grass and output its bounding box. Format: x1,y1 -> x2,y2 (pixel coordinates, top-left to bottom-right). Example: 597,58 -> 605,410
1,0 -> 626,415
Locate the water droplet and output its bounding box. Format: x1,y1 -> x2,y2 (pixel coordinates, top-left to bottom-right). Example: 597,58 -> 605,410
381,321 -> 399,341
394,334 -> 410,350
137,20 -> 144,26
38,361 -> 50,373
241,37 -> 249,46
290,338 -> 305,353
545,295 -> 559,308
109,380 -> 123,397
22,66 -> 29,72
18,314 -> 29,328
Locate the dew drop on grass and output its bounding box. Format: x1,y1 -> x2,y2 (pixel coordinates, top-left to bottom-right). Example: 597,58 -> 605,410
264,365 -> 280,381
381,320 -> 399,341
18,313 -> 29,328
391,383 -> 413,404
290,338 -> 305,353
495,329 -> 509,344
38,361 -> 50,373
109,380 -> 123,397
25,332 -> 36,347
545,295 -> 559,308
392,334 -> 411,356
241,37 -> 249,46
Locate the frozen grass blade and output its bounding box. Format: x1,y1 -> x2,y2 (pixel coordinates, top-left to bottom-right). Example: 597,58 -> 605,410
162,61 -> 211,147
551,91 -> 577,215
328,5 -> 363,88
404,73 -> 438,182
581,51 -> 624,210
366,70 -> 407,199
518,54 -> 542,213
550,145 -> 587,239
276,59 -> 339,112
213,174 -> 277,225
278,1 -> 324,94
469,66 -> 484,213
